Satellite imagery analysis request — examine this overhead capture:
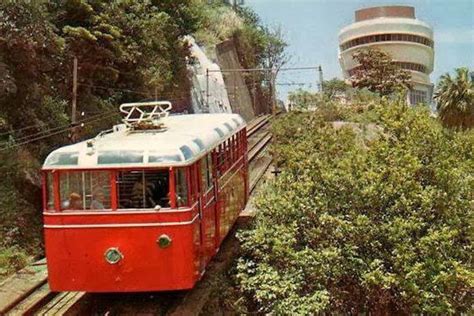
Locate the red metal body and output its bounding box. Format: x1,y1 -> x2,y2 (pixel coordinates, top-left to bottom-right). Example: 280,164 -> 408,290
42,128 -> 248,292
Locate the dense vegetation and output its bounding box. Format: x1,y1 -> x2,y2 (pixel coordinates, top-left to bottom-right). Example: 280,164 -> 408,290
435,67 -> 474,129
0,0 -> 281,277
237,99 -> 473,314
350,48 -> 412,96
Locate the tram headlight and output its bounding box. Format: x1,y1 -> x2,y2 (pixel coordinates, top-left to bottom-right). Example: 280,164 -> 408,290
104,247 -> 123,264
157,234 -> 172,248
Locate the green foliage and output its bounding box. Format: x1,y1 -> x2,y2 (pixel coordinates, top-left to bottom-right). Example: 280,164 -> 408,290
1,0 -> 269,275
194,2 -> 287,114
287,88 -> 367,122
0,149 -> 42,251
258,25 -> 288,71
0,246 -> 29,280
195,4 -> 244,48
434,67 -> 474,129
323,77 -> 349,99
287,89 -> 322,110
237,100 -> 473,314
350,48 -> 412,96
49,0 -> 194,102
288,85 -> 381,116
0,1 -> 65,131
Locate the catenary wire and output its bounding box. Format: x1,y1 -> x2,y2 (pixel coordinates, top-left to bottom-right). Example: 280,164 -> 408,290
0,111 -> 119,152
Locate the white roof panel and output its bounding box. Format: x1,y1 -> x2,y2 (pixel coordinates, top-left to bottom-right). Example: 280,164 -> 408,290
43,113 -> 246,169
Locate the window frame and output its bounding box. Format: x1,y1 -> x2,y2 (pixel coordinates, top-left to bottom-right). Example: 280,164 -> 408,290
115,167 -> 174,212
57,170 -> 114,212
340,33 -> 433,52
44,167 -> 189,212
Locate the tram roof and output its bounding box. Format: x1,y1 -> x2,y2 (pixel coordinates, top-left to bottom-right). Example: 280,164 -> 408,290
43,113 -> 246,170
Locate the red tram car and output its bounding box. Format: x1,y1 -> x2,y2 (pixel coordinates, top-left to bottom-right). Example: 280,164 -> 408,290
41,102 -> 248,292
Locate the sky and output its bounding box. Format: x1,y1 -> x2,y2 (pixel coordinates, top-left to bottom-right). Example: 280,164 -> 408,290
245,0 -> 474,98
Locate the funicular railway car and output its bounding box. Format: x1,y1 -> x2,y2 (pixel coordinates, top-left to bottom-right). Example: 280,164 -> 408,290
41,102 -> 248,292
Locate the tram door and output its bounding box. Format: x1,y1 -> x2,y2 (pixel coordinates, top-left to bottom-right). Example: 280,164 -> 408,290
198,154 -> 217,265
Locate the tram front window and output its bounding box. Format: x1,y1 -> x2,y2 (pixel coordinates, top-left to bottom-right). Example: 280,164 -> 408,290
117,170 -> 170,209
59,171 -> 111,210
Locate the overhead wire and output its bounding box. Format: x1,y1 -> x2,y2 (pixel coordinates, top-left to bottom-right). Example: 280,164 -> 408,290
0,62 -> 192,149
79,83 -> 192,101
1,63 -> 319,151
0,122 -> 50,137
0,86 -> 188,147
0,84 -> 136,139
0,110 -> 119,152
0,111 -> 118,152
78,83 -> 151,96
1,109 -> 118,145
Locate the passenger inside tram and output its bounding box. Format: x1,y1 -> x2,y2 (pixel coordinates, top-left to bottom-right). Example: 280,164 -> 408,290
118,170 -> 170,209
68,192 -> 83,210
90,189 -> 105,210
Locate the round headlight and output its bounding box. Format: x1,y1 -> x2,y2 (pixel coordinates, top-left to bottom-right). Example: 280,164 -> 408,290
157,234 -> 172,248
104,247 -> 123,264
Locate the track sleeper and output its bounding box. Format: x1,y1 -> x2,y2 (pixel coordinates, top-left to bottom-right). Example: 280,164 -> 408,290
6,283 -> 56,316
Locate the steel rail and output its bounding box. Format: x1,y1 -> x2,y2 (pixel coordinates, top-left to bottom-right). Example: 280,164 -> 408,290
246,114 -> 270,137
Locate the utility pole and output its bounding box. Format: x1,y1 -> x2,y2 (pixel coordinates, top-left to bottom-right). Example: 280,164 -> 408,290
71,56 -> 78,142
252,81 -> 257,113
271,69 -> 277,115
206,68 -> 210,110
230,0 -> 244,9
318,65 -> 324,94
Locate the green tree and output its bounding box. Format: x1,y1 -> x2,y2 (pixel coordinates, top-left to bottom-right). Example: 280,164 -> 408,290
323,78 -> 348,99
237,101 -> 473,314
231,8 -> 288,114
434,67 -> 474,129
350,48 -> 411,96
0,1 -> 67,137
48,0 -> 195,105
288,89 -> 320,110
0,0 -> 210,274
260,25 -> 288,72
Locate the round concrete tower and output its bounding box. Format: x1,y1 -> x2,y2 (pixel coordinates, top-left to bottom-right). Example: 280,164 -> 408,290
339,6 -> 434,104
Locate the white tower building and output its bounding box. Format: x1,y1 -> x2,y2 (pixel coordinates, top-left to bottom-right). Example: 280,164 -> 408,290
338,6 -> 435,104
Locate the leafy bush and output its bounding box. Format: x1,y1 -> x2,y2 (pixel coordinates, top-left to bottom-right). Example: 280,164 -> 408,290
350,48 -> 411,96
434,67 -> 474,129
0,0 -> 281,276
0,0 -> 209,274
237,100 -> 473,314
0,246 -> 29,280
194,4 -> 244,49
0,149 -> 42,251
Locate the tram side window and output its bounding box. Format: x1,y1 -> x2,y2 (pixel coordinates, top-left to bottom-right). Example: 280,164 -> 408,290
45,172 -> 54,210
175,168 -> 188,207
200,154 -> 213,191
217,147 -> 225,175
117,170 -> 169,209
207,154 -> 213,184
59,171 -> 111,210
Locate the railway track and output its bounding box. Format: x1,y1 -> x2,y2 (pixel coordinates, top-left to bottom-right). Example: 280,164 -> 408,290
0,114 -> 273,316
